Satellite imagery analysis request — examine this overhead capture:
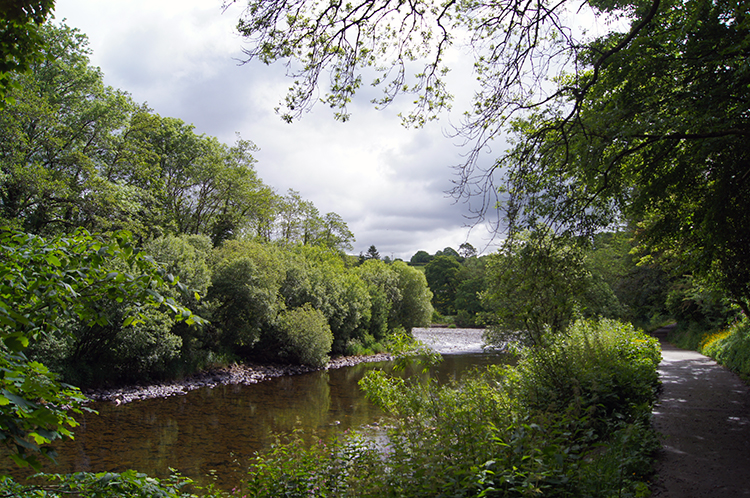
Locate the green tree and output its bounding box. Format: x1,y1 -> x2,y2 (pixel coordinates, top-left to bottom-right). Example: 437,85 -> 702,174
275,189 -> 310,244
409,250 -> 432,265
390,261 -> 433,330
0,1 -> 54,104
0,23 -> 141,235
482,230 -> 591,345
458,242 -> 477,259
424,255 -> 461,315
233,0 -> 750,320
284,245 -> 371,353
128,115 -> 270,242
453,255 -> 489,327
435,247 -> 461,261
0,23 -> 278,244
0,228 -> 200,469
365,245 -> 380,260
275,304 -> 333,367
499,0 -> 750,315
356,259 -> 401,340
207,240 -> 286,354
319,211 -> 355,252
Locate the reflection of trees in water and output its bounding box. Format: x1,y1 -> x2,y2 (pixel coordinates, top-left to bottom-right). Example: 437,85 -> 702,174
252,371 -> 332,434
6,354 -> 509,489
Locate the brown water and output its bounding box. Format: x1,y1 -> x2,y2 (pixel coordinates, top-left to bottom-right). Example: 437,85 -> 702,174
9,352 -> 506,489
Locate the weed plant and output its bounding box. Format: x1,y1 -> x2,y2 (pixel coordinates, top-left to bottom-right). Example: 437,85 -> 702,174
235,318 -> 661,497
698,318 -> 750,379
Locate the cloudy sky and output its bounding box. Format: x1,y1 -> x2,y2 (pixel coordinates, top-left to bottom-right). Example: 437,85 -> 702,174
52,0 -> 509,260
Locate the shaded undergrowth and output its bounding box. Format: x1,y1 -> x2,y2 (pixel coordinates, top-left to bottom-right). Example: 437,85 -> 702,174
672,318 -> 750,381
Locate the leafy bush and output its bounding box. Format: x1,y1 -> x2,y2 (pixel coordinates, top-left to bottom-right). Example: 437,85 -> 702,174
275,304 -> 333,367
482,231 -> 592,345
699,318 -> 750,379
28,234 -> 212,386
207,240 -> 287,354
244,431 -> 381,497
345,333 -> 387,356
390,261 -> 433,330
0,229 -> 200,469
238,318 -> 661,498
356,259 -> 401,340
513,319 -> 661,434
0,469 -> 224,497
59,304 -> 183,385
281,246 -> 371,353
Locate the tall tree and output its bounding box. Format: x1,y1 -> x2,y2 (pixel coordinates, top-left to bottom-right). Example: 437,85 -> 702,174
482,230 -> 591,345
365,245 -> 380,260
424,255 -> 461,315
319,211 -> 355,252
458,242 -> 477,259
409,250 -> 432,265
0,0 -> 55,104
0,23 -> 139,235
232,0 -> 750,315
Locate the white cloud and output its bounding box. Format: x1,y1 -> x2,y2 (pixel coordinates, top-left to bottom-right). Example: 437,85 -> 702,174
53,0 -> 504,260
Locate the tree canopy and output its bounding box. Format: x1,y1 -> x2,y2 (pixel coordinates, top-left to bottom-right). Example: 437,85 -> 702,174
0,0 -> 54,104
232,0 -> 750,315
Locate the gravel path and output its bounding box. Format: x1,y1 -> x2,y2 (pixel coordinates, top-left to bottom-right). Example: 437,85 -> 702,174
651,332 -> 750,497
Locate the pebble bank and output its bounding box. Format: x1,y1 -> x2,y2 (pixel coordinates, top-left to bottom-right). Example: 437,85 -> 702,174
84,327 -> 486,404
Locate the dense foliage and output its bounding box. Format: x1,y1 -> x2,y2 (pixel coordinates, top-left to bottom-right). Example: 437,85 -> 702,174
0,23 -> 435,391
0,0 -> 54,103
0,470 -> 225,498
0,20 -> 436,491
0,22 -> 353,252
234,319 -> 661,497
233,0 -> 749,354
0,229 -> 201,469
4,1 -> 743,494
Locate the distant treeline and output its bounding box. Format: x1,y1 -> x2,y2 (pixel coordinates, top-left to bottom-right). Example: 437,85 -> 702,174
409,231 -> 730,337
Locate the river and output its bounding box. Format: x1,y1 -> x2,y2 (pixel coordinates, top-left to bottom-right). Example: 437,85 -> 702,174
8,328 -> 504,490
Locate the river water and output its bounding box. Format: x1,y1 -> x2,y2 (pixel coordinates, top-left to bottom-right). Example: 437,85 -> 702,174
10,329 -> 503,489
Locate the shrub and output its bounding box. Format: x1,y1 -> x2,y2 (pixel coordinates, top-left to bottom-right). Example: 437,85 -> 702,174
240,318 -> 661,498
0,470 -> 218,497
700,318 -> 750,378
390,261 -> 433,330
275,304 -> 333,367
513,319 -> 661,434
207,240 -> 287,354
26,234 -> 210,386
356,259 -> 401,340
282,246 -> 371,353
244,431 -> 381,497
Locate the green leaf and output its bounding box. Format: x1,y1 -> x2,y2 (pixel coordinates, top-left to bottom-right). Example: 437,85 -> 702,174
3,334 -> 29,352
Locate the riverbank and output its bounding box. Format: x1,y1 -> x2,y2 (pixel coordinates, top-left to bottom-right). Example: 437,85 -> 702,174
83,327 -> 488,404
83,353 -> 394,404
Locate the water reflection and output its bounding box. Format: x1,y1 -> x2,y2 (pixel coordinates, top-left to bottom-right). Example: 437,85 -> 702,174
7,353 -> 508,489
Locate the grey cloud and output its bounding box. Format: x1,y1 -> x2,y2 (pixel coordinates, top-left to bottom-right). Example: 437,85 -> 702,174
54,0 -> 504,259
